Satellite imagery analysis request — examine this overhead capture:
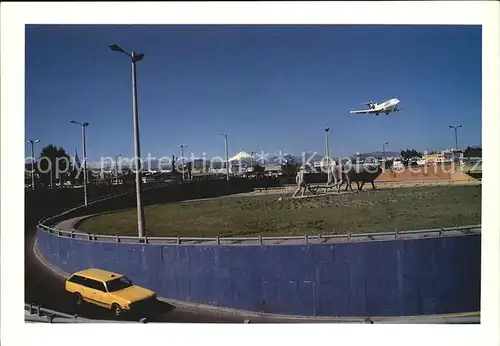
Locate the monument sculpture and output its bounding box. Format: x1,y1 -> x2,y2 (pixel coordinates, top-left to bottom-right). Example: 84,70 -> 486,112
292,166 -> 317,198
279,160 -> 382,201
171,154 -> 177,172
323,159 -> 348,194
340,162 -> 382,191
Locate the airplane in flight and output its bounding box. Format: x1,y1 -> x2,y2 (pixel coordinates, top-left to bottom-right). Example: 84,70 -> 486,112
349,98 -> 401,116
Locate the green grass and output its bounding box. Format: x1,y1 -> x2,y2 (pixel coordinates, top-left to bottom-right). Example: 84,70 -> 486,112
78,185 -> 481,237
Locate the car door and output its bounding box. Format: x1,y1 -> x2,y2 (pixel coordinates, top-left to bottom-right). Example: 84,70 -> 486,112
85,279 -> 108,308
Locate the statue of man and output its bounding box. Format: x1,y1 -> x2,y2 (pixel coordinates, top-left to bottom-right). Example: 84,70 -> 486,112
292,165 -> 316,197
324,159 -> 342,193
187,161 -> 192,180
172,154 -> 177,172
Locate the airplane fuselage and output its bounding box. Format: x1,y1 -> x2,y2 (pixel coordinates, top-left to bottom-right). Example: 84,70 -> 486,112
373,98 -> 400,113
350,98 -> 401,116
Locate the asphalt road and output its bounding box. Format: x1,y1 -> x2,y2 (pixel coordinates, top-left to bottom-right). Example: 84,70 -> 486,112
25,225 -> 263,323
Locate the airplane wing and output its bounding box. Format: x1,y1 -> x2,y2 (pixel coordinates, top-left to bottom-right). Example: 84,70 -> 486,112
349,109 -> 377,114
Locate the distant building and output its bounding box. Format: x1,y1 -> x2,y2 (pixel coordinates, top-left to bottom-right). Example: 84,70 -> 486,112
436,150 -> 454,163
423,149 -> 463,165
264,164 -> 282,176
313,161 -> 327,169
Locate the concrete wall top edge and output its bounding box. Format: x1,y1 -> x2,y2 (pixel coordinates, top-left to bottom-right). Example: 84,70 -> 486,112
37,226 -> 481,248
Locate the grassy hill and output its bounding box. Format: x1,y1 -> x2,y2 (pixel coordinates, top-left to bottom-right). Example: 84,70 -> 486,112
79,185 -> 481,237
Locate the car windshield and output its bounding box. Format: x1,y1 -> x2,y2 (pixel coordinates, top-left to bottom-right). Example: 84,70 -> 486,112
106,276 -> 133,292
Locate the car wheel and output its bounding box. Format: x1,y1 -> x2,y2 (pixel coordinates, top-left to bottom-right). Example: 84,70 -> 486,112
112,303 -> 123,318
75,293 -> 83,306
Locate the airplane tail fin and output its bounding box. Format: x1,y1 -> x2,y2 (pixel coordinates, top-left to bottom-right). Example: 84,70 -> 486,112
362,101 -> 376,109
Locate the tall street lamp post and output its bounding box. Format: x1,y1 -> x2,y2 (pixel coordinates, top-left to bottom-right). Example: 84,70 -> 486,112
449,124 -> 462,151
324,127 -> 330,170
70,120 -> 89,207
449,124 -> 462,162
383,141 -> 389,160
218,133 -> 230,181
27,139 -> 40,190
109,43 -> 146,238
178,144 -> 188,181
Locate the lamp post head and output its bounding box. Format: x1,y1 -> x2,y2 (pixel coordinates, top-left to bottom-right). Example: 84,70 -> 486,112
325,127 -> 330,132
132,53 -> 145,62
109,44 -> 125,53
110,44 -> 141,60
71,120 -> 89,127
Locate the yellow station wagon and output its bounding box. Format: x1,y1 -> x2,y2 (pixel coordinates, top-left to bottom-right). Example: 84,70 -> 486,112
65,268 -> 157,317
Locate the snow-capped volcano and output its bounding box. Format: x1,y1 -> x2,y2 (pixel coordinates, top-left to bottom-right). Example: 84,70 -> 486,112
227,151 -> 324,165
229,151 -> 253,162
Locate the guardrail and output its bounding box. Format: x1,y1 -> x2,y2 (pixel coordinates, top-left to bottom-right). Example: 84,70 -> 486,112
24,304 -> 147,323
37,221 -> 481,246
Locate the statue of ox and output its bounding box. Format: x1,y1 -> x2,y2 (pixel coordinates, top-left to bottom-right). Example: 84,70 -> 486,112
325,161 -> 382,193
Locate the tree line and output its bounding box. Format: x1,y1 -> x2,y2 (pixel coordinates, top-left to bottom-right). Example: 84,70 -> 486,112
25,145 -> 81,187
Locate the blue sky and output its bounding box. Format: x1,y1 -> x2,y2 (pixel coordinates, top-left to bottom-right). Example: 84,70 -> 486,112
25,25 -> 481,162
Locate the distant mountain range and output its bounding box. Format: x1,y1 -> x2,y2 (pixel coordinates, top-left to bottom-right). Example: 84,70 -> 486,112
104,152 -> 326,170
92,152 -> 383,170
89,146 -> 481,170
138,151 -> 396,169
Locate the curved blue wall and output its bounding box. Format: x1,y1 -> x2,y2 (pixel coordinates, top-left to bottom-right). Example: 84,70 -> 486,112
36,229 -> 480,317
